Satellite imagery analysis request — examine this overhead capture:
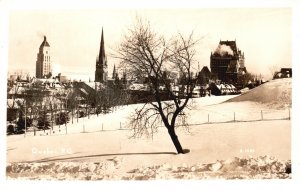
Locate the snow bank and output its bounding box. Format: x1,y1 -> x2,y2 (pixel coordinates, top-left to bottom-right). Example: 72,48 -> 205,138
6,88 -> 291,180
227,78 -> 292,109
6,156 -> 291,180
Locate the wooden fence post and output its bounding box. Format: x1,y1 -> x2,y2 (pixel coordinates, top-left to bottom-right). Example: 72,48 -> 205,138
234,112 -> 236,122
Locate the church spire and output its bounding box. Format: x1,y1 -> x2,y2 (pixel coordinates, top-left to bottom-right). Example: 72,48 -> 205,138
99,27 -> 106,65
112,64 -> 116,79
95,27 -> 108,83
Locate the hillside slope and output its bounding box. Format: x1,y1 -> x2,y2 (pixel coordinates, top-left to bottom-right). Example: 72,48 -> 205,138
227,78 -> 292,109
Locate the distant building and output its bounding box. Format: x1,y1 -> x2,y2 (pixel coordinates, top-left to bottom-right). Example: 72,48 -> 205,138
95,28 -> 108,83
57,73 -> 68,83
209,83 -> 238,96
210,40 -> 246,83
36,36 -> 52,78
280,68 -> 292,77
197,66 -> 211,85
273,68 -> 292,79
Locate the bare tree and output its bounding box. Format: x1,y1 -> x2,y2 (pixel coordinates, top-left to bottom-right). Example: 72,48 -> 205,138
115,18 -> 200,154
237,72 -> 256,88
7,84 -> 22,122
268,64 -> 279,79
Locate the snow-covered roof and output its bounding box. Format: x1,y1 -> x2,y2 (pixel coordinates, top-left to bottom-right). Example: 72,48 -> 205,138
159,86 -> 166,91
32,78 -> 59,84
172,86 -> 179,92
79,88 -> 89,95
7,98 -> 24,108
55,83 -> 62,88
228,84 -> 236,89
240,87 -> 249,94
194,86 -> 201,90
85,82 -> 96,89
8,86 -> 26,95
128,83 -> 149,91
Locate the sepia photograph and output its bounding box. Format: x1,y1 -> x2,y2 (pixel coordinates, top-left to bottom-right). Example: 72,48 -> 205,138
1,0 -> 299,189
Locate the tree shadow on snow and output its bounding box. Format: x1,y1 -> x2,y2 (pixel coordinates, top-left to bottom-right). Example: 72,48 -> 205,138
32,151 -> 177,163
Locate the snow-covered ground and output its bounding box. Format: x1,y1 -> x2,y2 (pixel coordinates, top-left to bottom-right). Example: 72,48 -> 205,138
6,78 -> 292,180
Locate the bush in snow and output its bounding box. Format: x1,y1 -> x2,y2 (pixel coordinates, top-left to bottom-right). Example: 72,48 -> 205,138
55,111 -> 70,125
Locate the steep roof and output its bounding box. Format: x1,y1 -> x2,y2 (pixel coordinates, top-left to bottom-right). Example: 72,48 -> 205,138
219,40 -> 237,55
200,66 -> 211,76
40,36 -> 50,47
98,28 -> 106,62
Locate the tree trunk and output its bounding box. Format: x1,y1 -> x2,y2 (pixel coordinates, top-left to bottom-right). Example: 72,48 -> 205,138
168,127 -> 184,154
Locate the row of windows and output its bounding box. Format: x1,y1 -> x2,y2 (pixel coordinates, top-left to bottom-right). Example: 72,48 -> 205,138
43,68 -> 50,74
211,61 -> 230,66
44,55 -> 50,61
42,61 -> 51,74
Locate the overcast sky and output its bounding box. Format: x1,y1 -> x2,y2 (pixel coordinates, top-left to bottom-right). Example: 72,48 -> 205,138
8,8 -> 291,80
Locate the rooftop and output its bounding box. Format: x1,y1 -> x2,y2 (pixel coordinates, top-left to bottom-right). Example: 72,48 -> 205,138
40,36 -> 50,47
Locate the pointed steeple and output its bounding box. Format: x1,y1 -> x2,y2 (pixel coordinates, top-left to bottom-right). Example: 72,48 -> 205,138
95,27 -> 108,83
112,64 -> 116,79
98,27 -> 106,65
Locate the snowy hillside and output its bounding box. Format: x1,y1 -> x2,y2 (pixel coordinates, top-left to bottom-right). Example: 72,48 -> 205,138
6,79 -> 291,180
227,78 -> 292,109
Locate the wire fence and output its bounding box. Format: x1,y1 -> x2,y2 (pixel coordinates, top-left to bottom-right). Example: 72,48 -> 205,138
185,108 -> 291,125
23,108 -> 291,137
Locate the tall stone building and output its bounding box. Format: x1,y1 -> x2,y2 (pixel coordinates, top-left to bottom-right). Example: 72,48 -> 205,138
36,36 -> 52,78
210,40 -> 246,83
95,28 -> 108,83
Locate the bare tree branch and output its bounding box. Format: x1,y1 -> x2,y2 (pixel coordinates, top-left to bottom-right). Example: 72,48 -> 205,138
115,17 -> 202,154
